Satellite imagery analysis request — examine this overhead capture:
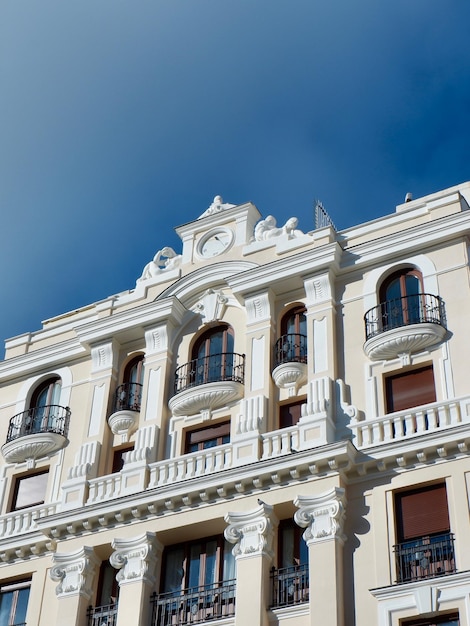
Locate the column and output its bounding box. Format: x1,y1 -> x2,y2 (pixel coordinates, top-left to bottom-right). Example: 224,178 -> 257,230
225,502 -> 278,626
110,532 -> 162,626
294,487 -> 346,626
50,546 -> 100,626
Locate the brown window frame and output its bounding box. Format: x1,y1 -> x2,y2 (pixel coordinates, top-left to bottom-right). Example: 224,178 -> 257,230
185,421 -> 230,454
280,306 -> 307,336
385,365 -> 436,414
395,482 -> 450,543
279,400 -> 305,429
11,469 -> 49,512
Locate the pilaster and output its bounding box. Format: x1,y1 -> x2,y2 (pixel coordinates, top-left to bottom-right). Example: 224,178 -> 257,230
294,487 -> 346,626
50,546 -> 100,626
225,502 -> 278,626
110,532 -> 162,626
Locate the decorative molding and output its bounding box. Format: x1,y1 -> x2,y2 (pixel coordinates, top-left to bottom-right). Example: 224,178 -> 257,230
224,501 -> 277,559
168,381 -> 244,417
50,546 -> 100,599
294,487 -> 346,544
110,532 -> 162,586
1,432 -> 68,468
304,274 -> 332,306
245,292 -> 273,324
145,326 -> 169,355
236,395 -> 266,435
272,362 -> 307,396
192,289 -> 228,323
363,323 -> 447,361
108,410 -> 139,443
66,441 -> 100,480
90,340 -> 119,373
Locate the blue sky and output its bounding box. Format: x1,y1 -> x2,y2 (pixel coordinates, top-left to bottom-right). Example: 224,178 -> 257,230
1,1 -> 469,349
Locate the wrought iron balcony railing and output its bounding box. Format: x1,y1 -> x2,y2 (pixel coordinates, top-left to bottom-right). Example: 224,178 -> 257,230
6,405 -> 70,443
113,382 -> 143,413
87,602 -> 118,626
173,353 -> 245,395
273,334 -> 307,369
270,563 -> 309,608
364,293 -> 446,341
151,580 -> 236,626
394,533 -> 456,584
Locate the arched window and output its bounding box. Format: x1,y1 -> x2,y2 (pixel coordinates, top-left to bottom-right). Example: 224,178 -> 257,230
274,306 -> 307,367
192,325 -> 235,385
114,355 -> 144,412
29,377 -> 62,433
379,268 -> 424,329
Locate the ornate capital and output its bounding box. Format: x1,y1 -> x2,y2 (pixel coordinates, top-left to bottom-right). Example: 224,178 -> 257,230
224,502 -> 278,559
110,532 -> 162,586
294,487 -> 346,545
90,340 -> 119,373
50,547 -> 100,599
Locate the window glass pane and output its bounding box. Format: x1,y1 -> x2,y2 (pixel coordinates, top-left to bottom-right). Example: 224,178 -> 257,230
223,540 -> 236,581
188,544 -> 201,589
14,587 -> 30,624
13,472 -> 48,510
281,526 -> 295,567
204,540 -> 218,586
162,546 -> 185,593
0,590 -> 14,626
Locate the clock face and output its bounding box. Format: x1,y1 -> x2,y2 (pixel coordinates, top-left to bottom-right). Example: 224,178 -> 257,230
198,229 -> 234,258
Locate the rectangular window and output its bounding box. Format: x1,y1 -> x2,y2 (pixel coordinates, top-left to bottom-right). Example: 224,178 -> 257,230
279,400 -> 304,429
0,579 -> 30,626
112,445 -> 134,473
394,483 -> 455,583
154,537 -> 236,625
271,521 -> 309,608
386,365 -> 436,413
11,471 -> 48,511
185,422 -> 230,454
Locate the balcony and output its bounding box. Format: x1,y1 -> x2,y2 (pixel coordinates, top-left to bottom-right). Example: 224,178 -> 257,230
151,580 -> 236,626
107,382 -> 143,441
363,294 -> 447,360
272,334 -> 307,394
1,405 -> 70,466
394,533 -> 456,584
168,353 -> 245,416
87,603 -> 118,626
270,564 -> 309,608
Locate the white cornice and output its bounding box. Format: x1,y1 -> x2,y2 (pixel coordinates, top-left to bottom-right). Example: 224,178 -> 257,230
340,210 -> 470,272
76,296 -> 188,346
0,339 -> 85,382
227,243 -> 342,298
34,441 -> 356,541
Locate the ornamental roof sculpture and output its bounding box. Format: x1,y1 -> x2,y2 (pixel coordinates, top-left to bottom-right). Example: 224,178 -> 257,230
137,247 -> 182,283
198,195 -> 236,219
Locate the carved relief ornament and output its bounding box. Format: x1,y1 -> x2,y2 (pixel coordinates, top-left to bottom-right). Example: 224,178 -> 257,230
50,547 -> 100,599
224,502 -> 277,559
110,532 -> 162,586
294,487 -> 346,545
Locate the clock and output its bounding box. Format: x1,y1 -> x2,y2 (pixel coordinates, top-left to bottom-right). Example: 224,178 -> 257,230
197,228 -> 234,258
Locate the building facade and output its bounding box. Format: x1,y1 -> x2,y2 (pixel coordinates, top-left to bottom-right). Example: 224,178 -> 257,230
0,185 -> 469,626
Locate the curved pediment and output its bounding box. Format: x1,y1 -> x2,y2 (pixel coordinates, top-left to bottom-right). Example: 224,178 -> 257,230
156,261 -> 258,310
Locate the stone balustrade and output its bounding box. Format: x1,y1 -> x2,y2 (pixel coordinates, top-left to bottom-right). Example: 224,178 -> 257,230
0,503 -> 57,539
261,426 -> 299,459
351,395 -> 470,448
